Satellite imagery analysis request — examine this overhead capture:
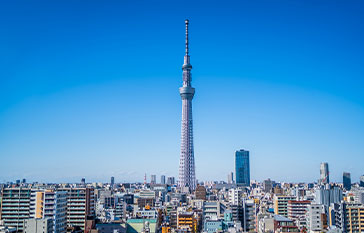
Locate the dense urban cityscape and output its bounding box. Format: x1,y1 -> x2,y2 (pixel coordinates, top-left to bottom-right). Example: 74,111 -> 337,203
1,18 -> 364,233
2,0 -> 364,231
1,159 -> 364,233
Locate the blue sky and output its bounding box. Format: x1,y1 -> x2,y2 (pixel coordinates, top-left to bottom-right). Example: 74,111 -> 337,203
0,0 -> 363,183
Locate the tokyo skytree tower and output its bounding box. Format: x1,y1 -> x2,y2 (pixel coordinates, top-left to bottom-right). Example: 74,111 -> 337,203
178,19 -> 196,191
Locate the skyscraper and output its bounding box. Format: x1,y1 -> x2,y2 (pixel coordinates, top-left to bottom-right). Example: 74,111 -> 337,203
360,175 -> 364,187
235,149 -> 250,187
151,175 -> 156,184
178,19 -> 196,191
343,172 -> 351,190
111,176 -> 115,187
161,175 -> 166,185
228,172 -> 234,184
320,162 -> 329,185
167,177 -> 175,185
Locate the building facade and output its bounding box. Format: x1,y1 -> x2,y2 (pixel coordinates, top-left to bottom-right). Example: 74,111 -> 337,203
58,187 -> 95,231
0,188 -> 32,232
273,195 -> 296,217
30,190 -> 67,233
320,162 -> 330,185
343,172 -> 351,191
23,218 -> 53,233
235,149 -> 250,187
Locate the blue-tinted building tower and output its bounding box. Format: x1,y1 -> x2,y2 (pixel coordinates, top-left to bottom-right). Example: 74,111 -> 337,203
235,149 -> 250,186
343,172 -> 351,190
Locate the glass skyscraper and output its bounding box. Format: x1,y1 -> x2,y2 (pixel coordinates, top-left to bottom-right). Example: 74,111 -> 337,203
343,172 -> 351,190
235,149 -> 250,187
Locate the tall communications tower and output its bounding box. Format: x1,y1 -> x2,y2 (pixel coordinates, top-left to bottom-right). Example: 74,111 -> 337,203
178,19 -> 196,191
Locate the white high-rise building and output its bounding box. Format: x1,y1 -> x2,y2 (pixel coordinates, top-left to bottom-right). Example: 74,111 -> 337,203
320,162 -> 330,185
228,188 -> 243,206
0,188 -> 32,232
306,204 -> 326,232
30,190 -> 67,233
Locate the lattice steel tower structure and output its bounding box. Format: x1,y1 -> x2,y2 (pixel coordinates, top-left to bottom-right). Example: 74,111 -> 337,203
178,19 -> 196,191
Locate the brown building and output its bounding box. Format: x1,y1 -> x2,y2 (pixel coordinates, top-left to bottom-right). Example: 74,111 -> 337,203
137,198 -> 155,209
273,186 -> 284,195
195,186 -> 206,200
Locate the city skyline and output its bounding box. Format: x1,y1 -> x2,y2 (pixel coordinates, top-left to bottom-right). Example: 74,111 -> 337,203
1,1 -> 364,183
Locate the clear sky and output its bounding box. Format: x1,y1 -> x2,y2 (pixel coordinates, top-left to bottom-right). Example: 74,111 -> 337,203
0,0 -> 363,184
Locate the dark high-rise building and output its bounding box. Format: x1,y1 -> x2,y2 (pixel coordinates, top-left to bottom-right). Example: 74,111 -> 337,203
343,172 -> 351,190
111,176 -> 115,187
235,149 -> 250,187
81,178 -> 86,185
360,175 -> 364,187
123,194 -> 134,205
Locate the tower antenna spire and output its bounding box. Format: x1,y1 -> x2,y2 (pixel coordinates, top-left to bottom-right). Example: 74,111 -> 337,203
179,19 -> 196,192
185,19 -> 189,55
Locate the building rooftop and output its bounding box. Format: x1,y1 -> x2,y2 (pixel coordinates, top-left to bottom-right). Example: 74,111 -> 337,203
273,215 -> 293,222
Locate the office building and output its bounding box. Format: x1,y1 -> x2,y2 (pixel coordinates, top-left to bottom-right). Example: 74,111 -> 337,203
150,175 -> 156,185
343,172 -> 351,191
320,162 -> 330,185
178,19 -> 196,191
167,177 -> 175,185
360,175 -> 364,187
161,175 -> 166,185
110,177 -> 115,187
235,149 -> 250,187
